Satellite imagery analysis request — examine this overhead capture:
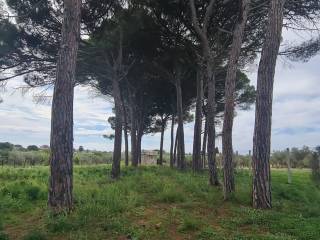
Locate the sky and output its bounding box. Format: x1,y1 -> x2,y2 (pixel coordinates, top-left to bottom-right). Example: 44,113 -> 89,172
0,29 -> 319,154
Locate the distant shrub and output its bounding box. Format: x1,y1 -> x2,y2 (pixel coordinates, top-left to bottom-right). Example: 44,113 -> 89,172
25,186 -> 41,201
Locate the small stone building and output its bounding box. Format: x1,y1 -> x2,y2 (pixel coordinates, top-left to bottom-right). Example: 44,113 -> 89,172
141,150 -> 158,165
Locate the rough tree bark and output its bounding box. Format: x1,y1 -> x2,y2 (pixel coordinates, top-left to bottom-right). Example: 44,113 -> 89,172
252,0 -> 285,209
192,67 -> 203,172
175,74 -> 185,170
48,0 -> 81,213
170,114 -> 175,168
190,0 -> 219,185
222,0 -> 251,200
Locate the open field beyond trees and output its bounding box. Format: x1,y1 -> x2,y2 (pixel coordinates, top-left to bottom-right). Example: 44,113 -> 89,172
0,166 -> 319,240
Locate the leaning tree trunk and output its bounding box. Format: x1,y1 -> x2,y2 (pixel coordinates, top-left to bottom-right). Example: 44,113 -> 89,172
222,0 -> 250,200
192,68 -> 203,172
111,76 -> 123,179
175,76 -> 185,170
170,114 -> 175,168
48,0 -> 81,213
252,0 -> 285,209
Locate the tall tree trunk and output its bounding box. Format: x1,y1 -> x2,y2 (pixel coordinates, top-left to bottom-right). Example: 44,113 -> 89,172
202,115 -> 208,168
222,0 -> 250,200
206,55 -> 219,186
175,75 -> 185,170
192,68 -> 203,172
129,93 -> 138,167
252,0 -> 285,209
137,130 -> 143,165
170,114 -> 175,168
189,0 -> 218,184
173,125 -> 179,166
121,93 -> 129,167
111,76 -> 122,179
48,0 -> 81,213
159,116 -> 165,165
123,111 -> 129,167
111,27 -> 124,179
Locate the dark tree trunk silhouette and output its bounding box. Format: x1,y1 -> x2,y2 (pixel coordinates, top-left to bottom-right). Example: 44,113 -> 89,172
202,115 -> 208,168
170,114 -> 175,168
222,0 -> 250,200
48,0 -> 81,213
137,129 -> 143,165
192,68 -> 203,172
111,76 -> 122,179
122,98 -> 129,167
111,28 -> 124,179
159,116 -> 166,165
252,0 -> 285,209
129,93 -> 138,167
173,125 -> 179,166
175,74 -> 185,170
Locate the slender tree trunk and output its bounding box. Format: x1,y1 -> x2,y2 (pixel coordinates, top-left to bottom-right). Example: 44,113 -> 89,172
121,93 -> 129,167
202,116 -> 208,168
192,68 -> 203,172
137,130 -> 143,165
222,0 -> 250,200
129,93 -> 138,167
159,116 -> 165,165
175,75 -> 185,170
206,55 -> 219,186
286,148 -> 292,184
170,114 -> 175,168
252,0 -> 285,209
173,125 -> 179,166
111,76 -> 122,179
123,111 -> 129,167
48,0 -> 81,213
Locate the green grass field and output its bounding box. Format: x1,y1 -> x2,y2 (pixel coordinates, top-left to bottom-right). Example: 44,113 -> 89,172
0,165 -> 319,240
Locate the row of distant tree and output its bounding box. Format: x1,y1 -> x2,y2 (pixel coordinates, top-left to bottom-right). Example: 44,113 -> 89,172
1,142 -> 318,170
0,142 -> 113,166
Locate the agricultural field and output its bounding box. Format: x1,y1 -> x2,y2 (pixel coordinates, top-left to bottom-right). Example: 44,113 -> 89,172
0,166 -> 319,240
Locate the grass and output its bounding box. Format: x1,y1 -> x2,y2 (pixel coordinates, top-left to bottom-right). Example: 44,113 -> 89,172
0,165 -> 319,239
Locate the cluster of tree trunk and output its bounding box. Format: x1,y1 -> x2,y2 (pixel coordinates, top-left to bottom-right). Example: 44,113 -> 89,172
0,0 -> 317,225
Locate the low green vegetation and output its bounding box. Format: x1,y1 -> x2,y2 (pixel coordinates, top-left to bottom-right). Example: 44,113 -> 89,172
0,165 -> 319,240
